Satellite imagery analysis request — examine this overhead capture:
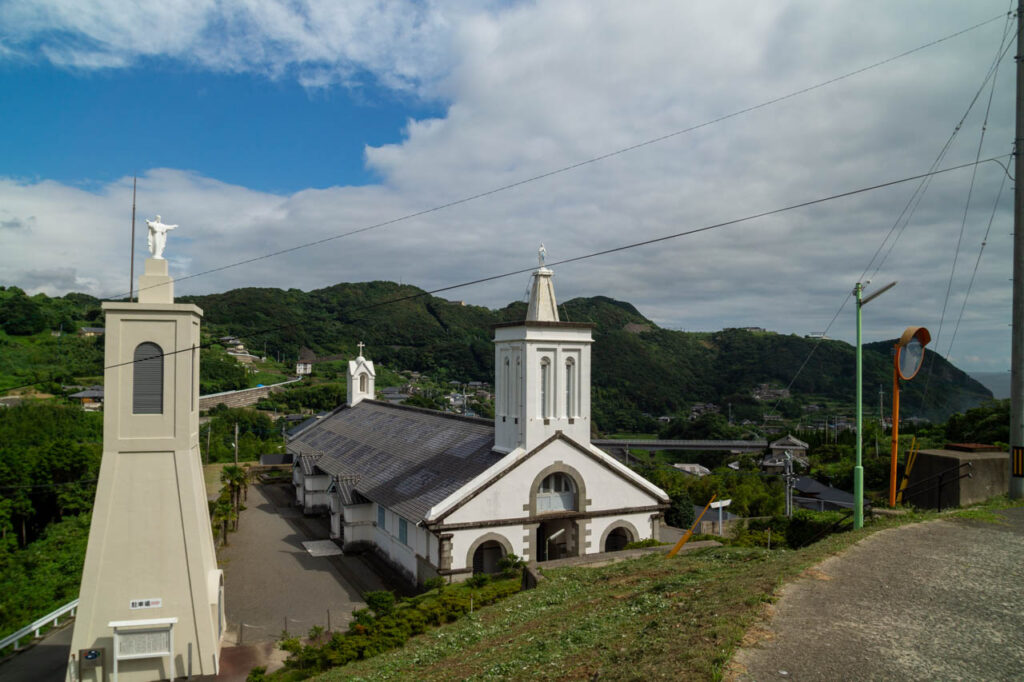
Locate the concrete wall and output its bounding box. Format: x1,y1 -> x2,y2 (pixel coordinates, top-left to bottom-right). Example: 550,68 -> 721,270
445,439 -> 662,525
904,449 -> 1010,510
198,378 -> 300,410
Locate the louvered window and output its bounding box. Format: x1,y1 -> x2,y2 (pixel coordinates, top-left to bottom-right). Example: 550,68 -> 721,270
133,342 -> 164,414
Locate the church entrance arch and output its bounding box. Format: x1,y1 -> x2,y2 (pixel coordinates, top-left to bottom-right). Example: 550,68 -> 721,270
600,520 -> 640,554
604,527 -> 632,552
467,533 -> 512,574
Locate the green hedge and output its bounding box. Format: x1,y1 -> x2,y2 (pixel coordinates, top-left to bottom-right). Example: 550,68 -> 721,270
273,578 -> 521,678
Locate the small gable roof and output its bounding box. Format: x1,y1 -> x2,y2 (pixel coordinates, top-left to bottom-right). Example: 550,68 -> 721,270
288,400 -> 496,521
771,434 -> 809,450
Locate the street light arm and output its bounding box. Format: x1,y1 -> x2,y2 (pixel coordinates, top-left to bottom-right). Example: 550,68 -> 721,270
861,281 -> 898,306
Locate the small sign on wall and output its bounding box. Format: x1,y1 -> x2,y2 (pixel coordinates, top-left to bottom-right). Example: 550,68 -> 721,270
129,598 -> 163,610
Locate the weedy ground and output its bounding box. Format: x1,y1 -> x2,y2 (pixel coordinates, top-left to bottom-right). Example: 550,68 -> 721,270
309,499 -> 1022,682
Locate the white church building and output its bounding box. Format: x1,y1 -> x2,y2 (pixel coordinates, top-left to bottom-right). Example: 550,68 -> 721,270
290,256 -> 670,584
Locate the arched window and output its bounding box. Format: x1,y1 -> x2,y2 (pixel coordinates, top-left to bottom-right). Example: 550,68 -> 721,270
133,342 -> 164,414
503,357 -> 510,416
359,373 -> 368,393
564,358 -> 575,418
540,357 -> 551,418
537,472 -> 577,512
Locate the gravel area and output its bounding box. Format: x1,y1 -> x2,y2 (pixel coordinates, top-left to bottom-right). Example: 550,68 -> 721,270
729,507 -> 1024,681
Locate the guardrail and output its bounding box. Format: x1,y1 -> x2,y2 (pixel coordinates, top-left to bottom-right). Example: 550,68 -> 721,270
0,598 -> 79,653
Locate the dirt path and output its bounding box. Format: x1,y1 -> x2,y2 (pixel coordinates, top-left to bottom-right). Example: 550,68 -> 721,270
729,507 -> 1024,681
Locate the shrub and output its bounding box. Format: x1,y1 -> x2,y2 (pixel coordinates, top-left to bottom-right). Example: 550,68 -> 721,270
364,590 -> 396,617
423,576 -> 446,592
497,553 -> 525,578
466,573 -> 491,588
246,666 -> 267,682
785,510 -> 848,548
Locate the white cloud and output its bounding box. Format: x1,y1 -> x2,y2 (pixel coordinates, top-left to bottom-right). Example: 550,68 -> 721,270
0,1 -> 1015,374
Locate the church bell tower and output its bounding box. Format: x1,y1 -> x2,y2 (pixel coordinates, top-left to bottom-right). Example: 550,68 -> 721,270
493,247 -> 593,454
69,235 -> 223,680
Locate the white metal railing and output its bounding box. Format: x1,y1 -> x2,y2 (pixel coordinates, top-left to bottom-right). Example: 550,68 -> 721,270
0,598 -> 79,652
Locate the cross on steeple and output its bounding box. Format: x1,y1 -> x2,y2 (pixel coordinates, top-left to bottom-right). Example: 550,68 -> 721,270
357,341 -> 365,356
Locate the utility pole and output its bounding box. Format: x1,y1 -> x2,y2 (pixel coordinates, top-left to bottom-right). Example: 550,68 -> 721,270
1012,0 -> 1024,498
234,422 -> 239,465
206,424 -> 211,465
854,283 -> 865,529
129,176 -> 137,302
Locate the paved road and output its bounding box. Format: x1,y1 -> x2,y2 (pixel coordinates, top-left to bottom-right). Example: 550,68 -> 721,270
730,507 -> 1024,681
219,483 -> 389,644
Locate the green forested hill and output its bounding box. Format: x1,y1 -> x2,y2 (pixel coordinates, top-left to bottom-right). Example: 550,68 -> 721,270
180,282 -> 991,426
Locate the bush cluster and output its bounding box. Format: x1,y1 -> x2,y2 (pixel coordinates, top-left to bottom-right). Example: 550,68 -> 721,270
275,577 -> 521,677
738,510 -> 850,549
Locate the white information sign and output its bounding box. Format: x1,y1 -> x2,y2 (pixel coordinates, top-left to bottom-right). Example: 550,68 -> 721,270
117,629 -> 170,658
129,597 -> 162,610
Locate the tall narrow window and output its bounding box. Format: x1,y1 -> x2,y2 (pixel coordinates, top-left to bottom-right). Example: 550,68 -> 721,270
133,342 -> 164,414
540,357 -> 550,418
377,505 -> 387,530
503,358 -> 510,416
399,518 -> 408,545
565,358 -> 575,418
359,373 -> 368,393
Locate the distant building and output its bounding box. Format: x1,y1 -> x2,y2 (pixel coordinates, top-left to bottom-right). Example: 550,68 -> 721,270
760,434 -> 810,473
672,463 -> 711,477
78,326 -> 105,337
792,477 -> 859,512
69,387 -> 104,411
296,347 -> 316,376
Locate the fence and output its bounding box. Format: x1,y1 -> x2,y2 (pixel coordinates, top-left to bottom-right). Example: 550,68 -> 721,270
1,598 -> 79,654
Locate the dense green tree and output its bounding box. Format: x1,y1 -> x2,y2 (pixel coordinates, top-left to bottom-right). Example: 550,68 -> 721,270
1,291 -> 46,335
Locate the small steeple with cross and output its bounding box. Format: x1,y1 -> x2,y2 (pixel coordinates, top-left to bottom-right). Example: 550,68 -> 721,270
357,341 -> 365,357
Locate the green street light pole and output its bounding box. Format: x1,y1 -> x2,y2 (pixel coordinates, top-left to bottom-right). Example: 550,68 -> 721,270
855,280 -> 896,529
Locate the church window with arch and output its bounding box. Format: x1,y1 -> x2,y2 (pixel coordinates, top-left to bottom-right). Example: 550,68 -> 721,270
503,357 -> 511,416
132,342 -> 164,414
359,373 -> 368,393
564,357 -> 576,418
540,357 -> 551,418
537,472 -> 577,512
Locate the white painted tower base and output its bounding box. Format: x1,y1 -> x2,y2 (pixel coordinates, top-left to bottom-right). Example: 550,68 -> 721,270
68,259 -> 223,681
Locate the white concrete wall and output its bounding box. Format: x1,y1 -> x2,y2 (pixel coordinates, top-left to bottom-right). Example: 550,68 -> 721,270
494,325 -> 592,454
445,439 -> 661,525
447,525 -> 525,574
371,504 -> 434,582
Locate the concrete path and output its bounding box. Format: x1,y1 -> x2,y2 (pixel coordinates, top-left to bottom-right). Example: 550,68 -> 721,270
218,483 -> 387,645
729,507 -> 1024,681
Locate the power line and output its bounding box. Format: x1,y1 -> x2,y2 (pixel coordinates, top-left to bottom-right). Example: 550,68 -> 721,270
109,13 -> 1008,303
862,19 -> 1016,283
920,18 -> 1014,407
0,155 -> 1007,395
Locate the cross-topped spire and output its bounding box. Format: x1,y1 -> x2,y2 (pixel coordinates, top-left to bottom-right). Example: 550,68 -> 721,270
357,341 -> 365,357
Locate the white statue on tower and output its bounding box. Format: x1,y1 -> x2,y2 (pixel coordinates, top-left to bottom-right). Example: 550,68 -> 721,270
145,215 -> 177,259
538,243 -> 547,268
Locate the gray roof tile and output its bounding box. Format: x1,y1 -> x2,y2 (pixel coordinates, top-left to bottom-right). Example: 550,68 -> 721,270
289,400 -> 497,521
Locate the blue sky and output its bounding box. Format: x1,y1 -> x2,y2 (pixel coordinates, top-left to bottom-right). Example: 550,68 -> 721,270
0,1 -> 1016,377
1,61 -> 443,192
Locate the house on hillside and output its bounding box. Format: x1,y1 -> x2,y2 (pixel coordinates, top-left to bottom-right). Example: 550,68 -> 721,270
78,326 -> 105,337
290,253 -> 670,584
69,386 -> 104,411
760,434 -> 810,473
296,347 -> 316,376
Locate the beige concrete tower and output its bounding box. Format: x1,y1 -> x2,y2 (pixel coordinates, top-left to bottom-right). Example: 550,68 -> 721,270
69,254 -> 223,681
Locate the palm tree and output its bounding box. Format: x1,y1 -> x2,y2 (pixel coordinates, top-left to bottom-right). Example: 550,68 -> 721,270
220,465 -> 247,531
213,498 -> 235,546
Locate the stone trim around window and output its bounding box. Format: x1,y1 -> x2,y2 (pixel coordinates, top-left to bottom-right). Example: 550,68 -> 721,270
464,531 -> 514,572
598,519 -> 641,552
525,461 -> 588,517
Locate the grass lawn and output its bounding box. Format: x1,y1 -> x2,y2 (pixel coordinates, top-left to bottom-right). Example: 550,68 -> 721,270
309,500 -> 1023,682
